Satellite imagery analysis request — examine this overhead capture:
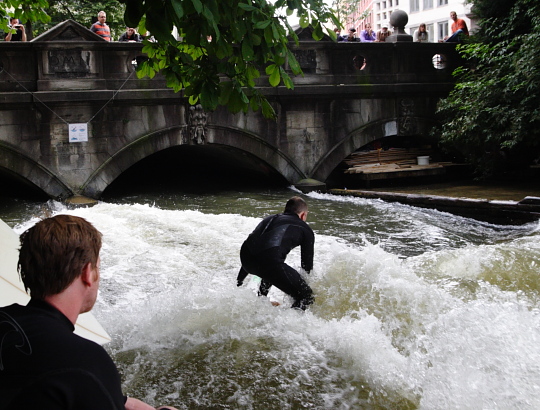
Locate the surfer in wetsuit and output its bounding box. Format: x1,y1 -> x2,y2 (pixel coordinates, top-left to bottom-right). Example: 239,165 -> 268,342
237,196 -> 315,310
0,215 -> 177,410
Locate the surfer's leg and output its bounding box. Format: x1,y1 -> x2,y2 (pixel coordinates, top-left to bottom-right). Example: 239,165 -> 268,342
265,264 -> 314,310
258,279 -> 272,296
237,267 -> 249,286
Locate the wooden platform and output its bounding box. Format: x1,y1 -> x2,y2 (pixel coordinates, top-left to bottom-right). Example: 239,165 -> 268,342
342,148 -> 459,188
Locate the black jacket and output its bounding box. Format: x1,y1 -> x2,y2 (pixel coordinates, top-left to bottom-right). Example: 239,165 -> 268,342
243,211 -> 314,272
0,299 -> 125,409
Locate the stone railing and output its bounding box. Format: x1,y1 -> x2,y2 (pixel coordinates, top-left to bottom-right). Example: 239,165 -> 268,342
0,19 -> 461,97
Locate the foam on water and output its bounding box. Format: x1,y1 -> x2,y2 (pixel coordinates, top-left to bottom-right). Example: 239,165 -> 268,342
11,198 -> 540,409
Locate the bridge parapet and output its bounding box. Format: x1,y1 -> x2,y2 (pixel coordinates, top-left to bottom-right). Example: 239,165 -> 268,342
0,20 -> 461,199
0,19 -> 460,97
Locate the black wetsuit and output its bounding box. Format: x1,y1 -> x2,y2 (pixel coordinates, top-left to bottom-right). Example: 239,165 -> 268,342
237,211 -> 315,309
0,299 -> 126,410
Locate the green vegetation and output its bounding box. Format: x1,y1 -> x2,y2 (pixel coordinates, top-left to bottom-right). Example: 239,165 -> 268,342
435,0 -> 540,178
124,0 -> 337,119
2,0 -> 337,119
34,1 -> 127,40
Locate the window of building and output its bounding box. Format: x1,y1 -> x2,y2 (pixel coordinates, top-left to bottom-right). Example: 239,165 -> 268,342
427,23 -> 434,40
383,12 -> 387,19
376,2 -> 381,11
389,0 -> 393,6
383,1 -> 387,9
396,0 -> 399,5
423,0 -> 433,9
377,13 -> 381,21
438,0 -> 448,5
438,21 -> 448,40
410,0 -> 419,12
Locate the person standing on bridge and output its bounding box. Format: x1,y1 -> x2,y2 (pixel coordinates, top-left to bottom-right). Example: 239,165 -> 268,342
237,196 -> 315,310
5,18 -> 27,42
90,11 -> 111,42
0,215 -> 177,410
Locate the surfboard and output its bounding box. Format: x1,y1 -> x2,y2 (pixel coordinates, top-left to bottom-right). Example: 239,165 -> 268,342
0,218 -> 111,345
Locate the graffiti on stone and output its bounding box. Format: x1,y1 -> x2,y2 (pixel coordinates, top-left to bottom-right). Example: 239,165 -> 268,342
47,50 -> 92,76
398,98 -> 417,135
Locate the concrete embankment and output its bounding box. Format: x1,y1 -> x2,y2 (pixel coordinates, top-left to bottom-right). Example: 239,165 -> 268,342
329,189 -> 540,225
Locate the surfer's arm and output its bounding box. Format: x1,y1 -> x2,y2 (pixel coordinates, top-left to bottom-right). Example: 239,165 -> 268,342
300,229 -> 315,273
125,397 -> 179,409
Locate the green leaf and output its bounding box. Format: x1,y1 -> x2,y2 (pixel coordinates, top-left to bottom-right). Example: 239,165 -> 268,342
218,81 -> 234,105
269,67 -> 281,87
238,3 -> 256,11
254,20 -> 272,30
286,50 -> 301,74
271,22 -> 280,40
171,0 -> 185,19
261,98 -> 276,120
280,67 -> 294,89
312,22 -> 324,41
242,40 -> 254,61
124,0 -> 146,28
191,0 -> 203,14
250,96 -> 260,112
251,33 -> 261,46
228,89 -> 247,113
265,64 -> 277,76
264,26 -> 274,44
201,84 -> 219,110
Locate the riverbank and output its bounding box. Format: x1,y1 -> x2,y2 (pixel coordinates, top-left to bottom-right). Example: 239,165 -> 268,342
329,180 -> 540,225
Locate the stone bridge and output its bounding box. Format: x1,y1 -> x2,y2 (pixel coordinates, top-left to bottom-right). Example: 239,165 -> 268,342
0,20 -> 460,199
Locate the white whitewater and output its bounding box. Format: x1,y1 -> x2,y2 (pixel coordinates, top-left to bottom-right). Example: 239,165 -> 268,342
10,193 -> 540,409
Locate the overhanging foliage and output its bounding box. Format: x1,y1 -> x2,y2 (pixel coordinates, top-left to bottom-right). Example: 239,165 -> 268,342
434,0 -> 540,177
2,0 -> 338,119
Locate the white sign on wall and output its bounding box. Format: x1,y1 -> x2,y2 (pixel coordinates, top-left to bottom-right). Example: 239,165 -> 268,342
69,123 -> 88,143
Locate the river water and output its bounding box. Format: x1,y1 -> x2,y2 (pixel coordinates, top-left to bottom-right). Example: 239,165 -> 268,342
1,187 -> 539,409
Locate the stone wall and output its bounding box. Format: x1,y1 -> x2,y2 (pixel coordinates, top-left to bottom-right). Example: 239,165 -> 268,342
0,20 -> 460,199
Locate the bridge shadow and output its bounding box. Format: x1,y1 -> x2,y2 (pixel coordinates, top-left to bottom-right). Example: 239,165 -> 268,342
0,167 -> 49,201
101,145 -> 289,200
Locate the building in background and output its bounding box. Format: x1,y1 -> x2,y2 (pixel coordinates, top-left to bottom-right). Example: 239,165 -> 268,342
341,0 -> 375,33
345,0 -> 476,42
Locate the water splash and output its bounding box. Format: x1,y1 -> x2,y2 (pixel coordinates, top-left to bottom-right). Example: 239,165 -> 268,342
6,194 -> 540,409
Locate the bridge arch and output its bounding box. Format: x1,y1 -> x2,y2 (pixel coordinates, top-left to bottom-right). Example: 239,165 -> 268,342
310,117 -> 438,183
82,126 -> 304,198
0,144 -> 72,198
